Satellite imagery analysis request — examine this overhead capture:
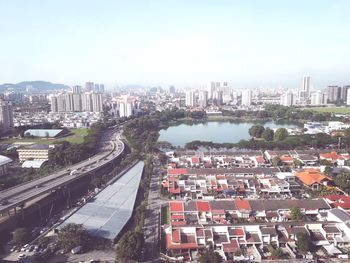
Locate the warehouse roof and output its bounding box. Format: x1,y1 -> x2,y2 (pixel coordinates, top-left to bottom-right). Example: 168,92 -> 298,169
24,129 -> 64,138
0,155 -> 12,166
59,161 -> 144,240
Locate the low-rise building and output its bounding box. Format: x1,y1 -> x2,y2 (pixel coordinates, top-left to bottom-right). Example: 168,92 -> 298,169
0,155 -> 12,176
17,144 -> 56,162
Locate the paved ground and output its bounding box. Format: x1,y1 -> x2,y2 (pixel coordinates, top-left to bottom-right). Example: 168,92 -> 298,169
142,158 -> 167,262
48,249 -> 116,263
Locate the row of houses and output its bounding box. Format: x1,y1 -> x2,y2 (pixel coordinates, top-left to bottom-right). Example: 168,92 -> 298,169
168,199 -> 331,225
167,149 -> 350,169
164,206 -> 350,262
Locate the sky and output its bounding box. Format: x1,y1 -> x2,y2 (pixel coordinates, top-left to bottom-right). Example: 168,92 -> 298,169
1,0 -> 350,89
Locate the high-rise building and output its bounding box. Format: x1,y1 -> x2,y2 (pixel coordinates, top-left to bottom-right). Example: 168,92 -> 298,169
340,86 -> 349,102
212,90 -> 223,105
347,91 -> 350,105
81,93 -> 93,112
169,86 -> 176,94
299,75 -> 310,100
63,94 -> 74,112
57,94 -> 66,112
50,96 -> 58,112
280,91 -> 294,106
327,86 -> 341,102
185,91 -> 195,107
85,82 -> 94,92
72,94 -> 82,112
311,90 -> 328,105
0,99 -> 13,130
99,84 -> 105,93
207,82 -> 219,100
241,90 -> 252,106
72,85 -> 82,94
198,90 -> 208,108
91,93 -> 103,112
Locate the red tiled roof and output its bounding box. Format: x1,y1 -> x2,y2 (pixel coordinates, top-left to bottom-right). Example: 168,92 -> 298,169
233,228 -> 245,236
197,201 -> 210,212
212,209 -> 225,215
170,201 -> 184,212
171,221 -> 186,226
191,157 -> 200,163
172,229 -> 180,243
235,199 -> 251,211
323,195 -> 350,210
166,233 -> 199,250
296,169 -> 331,187
223,239 -> 240,253
168,168 -> 188,175
256,156 -> 265,163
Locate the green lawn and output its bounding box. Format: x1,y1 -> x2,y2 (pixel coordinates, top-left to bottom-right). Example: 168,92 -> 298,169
1,128 -> 89,145
161,205 -> 170,225
306,107 -> 350,114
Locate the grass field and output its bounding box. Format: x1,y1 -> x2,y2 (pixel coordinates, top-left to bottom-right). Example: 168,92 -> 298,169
306,107 -> 350,114
1,128 -> 89,145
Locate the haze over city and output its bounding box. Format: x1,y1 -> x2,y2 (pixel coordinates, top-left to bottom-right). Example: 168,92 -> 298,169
1,0 -> 350,88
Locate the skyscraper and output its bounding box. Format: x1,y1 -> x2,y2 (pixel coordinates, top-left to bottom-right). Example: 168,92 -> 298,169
241,90 -> 252,106
0,99 -> 13,130
73,94 -> 82,112
198,90 -> 208,108
50,96 -> 58,112
85,82 -> 94,92
299,75 -> 310,100
72,85 -> 82,94
327,86 -> 341,102
185,91 -> 195,107
280,91 -> 294,106
311,90 -> 328,105
91,93 -> 103,112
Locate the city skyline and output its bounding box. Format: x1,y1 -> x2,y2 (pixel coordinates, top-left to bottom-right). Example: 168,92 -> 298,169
1,0 -> 350,88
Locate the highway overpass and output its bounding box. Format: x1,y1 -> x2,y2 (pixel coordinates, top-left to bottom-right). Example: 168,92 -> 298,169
0,127 -> 125,215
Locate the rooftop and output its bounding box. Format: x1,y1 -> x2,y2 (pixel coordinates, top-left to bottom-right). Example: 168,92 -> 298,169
59,161 -> 144,240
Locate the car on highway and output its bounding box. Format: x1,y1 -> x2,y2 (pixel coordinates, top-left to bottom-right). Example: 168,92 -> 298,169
18,254 -> 27,260
0,199 -> 9,205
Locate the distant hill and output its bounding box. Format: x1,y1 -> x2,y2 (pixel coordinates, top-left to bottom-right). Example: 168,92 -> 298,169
0,81 -> 69,92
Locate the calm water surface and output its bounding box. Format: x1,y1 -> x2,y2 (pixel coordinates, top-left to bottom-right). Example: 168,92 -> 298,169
158,121 -> 297,147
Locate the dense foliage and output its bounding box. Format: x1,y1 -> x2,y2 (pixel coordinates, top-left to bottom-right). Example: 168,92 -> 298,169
184,132 -> 338,150
12,228 -> 29,245
222,105 -> 336,122
57,223 -> 91,251
296,232 -> 311,252
116,231 -> 144,261
199,249 -> 223,263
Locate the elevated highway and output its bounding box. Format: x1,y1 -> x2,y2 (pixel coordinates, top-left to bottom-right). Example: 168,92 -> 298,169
0,127 -> 125,214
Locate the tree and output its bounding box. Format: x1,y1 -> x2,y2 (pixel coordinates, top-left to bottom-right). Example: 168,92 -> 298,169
296,232 -> 310,252
248,125 -> 265,138
293,158 -> 302,168
290,207 -> 303,221
334,172 -> 350,194
199,249 -> 223,263
91,177 -> 103,188
261,127 -> 274,141
272,156 -> 282,167
12,228 -> 29,245
116,231 -> 144,261
57,223 -> 91,251
274,128 -> 288,141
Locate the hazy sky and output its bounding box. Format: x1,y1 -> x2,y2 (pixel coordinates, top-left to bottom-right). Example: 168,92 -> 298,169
1,0 -> 350,88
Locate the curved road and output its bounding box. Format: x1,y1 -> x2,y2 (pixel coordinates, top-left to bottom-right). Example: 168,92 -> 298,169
0,127 -> 124,214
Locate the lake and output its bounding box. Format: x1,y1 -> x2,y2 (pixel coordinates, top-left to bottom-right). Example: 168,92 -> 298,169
158,121 -> 298,147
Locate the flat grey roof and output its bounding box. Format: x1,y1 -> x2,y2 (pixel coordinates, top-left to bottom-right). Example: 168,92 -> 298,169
60,161 -> 144,240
